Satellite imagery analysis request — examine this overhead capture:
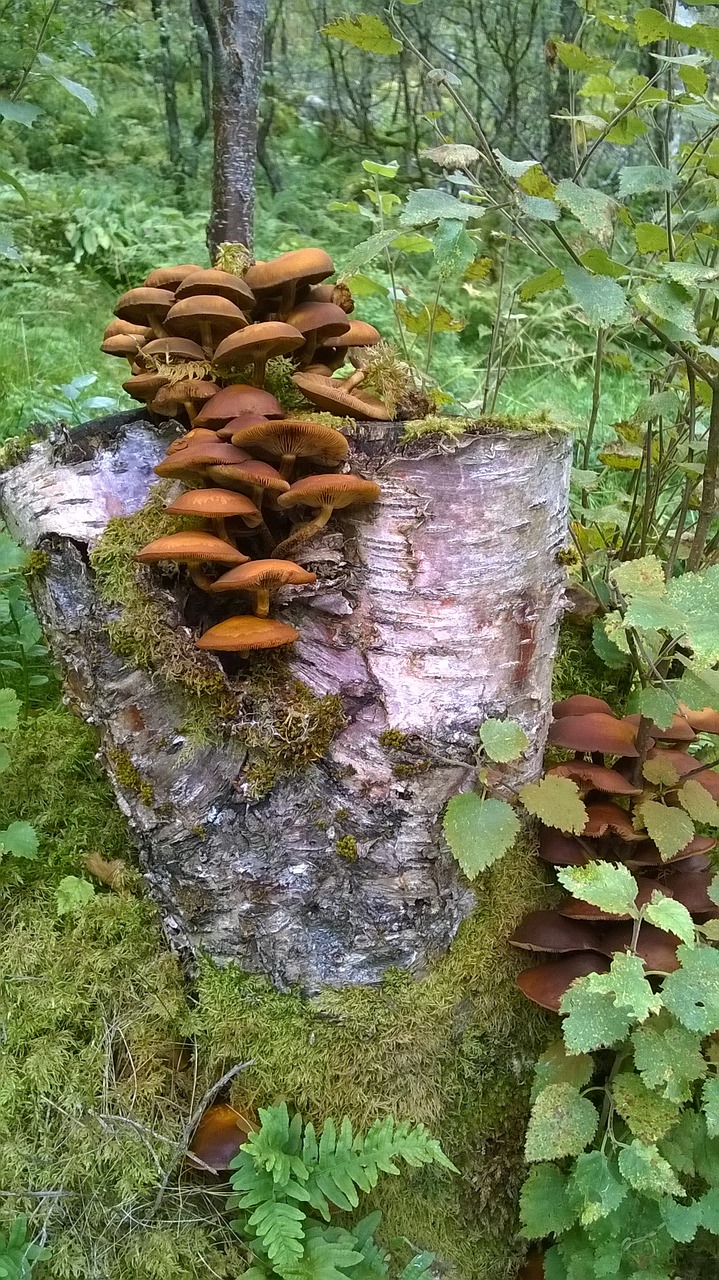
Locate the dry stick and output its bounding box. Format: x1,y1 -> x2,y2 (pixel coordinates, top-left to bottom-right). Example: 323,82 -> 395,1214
687,382 -> 719,571
481,240 -> 508,414
665,363 -> 696,580
153,1058 -> 253,1212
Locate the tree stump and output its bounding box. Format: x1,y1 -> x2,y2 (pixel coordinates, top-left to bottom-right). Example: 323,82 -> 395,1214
0,412 -> 571,991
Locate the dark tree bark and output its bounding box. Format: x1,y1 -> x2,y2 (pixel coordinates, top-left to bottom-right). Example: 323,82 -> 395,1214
196,0 -> 268,256
151,0 -> 183,185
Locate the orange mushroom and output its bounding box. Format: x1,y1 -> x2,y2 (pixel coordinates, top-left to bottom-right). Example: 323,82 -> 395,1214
114,287 -> 175,338
209,559 -> 316,617
135,530 -> 247,591
187,1102 -> 251,1174
213,321 -> 304,386
165,295 -> 249,355
197,615 -> 300,652
547,713 -> 643,758
229,418 -> 349,479
165,488 -> 263,543
516,952 -> 610,1012
276,473 -> 381,541
194,385 -> 284,428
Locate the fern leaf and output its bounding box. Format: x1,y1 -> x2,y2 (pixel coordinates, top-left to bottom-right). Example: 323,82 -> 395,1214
284,1232 -> 364,1280
303,1121 -> 319,1166
245,1103 -> 309,1187
360,1118 -> 458,1178
248,1198 -> 306,1272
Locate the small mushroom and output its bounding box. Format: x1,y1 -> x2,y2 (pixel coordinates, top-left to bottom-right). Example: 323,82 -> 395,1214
103,318 -> 150,341
545,762 -> 642,796
217,413 -> 271,441
245,247 -> 334,317
229,418 -> 349,480
508,911 -> 601,953
101,334 -> 146,364
214,322 -> 305,386
559,877 -> 664,922
194,385 -> 284,428
209,559 -> 316,617
150,380 -> 218,425
136,336 -> 206,369
175,267 -> 256,313
144,263 -> 203,290
197,615 -> 300,652
167,428 -> 226,454
547,713 -> 644,758
135,530 -> 247,591
305,282 -> 354,313
114,287 -> 175,338
276,473 -> 381,543
205,459 -> 290,508
292,371 -> 389,421
123,372 -> 170,404
626,839 -> 713,870
537,829 -> 591,866
187,1102 -> 251,1174
165,295 -> 249,355
320,320 -> 382,389
643,748 -> 719,800
625,712 -> 696,744
679,704 -> 719,734
165,488 -> 263,543
285,301 -> 351,364
154,441 -> 251,480
552,695 -> 616,719
599,922 -> 681,973
660,870 -> 719,920
516,952 -> 610,1012
582,802 -> 644,841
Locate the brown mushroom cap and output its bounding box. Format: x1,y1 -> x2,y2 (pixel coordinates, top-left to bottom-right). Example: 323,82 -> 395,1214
626,841 -> 713,870
101,334 -> 146,359
194,385 -> 284,427
679,704 -> 719,734
167,427 -> 222,453
213,322 -> 305,369
136,336 -> 206,367
230,419 -> 349,467
197,615 -> 300,651
217,413 -> 271,441
548,713 -> 643,757
144,264 -> 203,290
292,371 -> 389,421
165,295 -> 249,344
135,531 -> 248,566
187,1102 -> 250,1173
662,870 -> 719,919
209,559 -> 316,594
583,802 -> 644,841
545,762 -> 642,796
599,922 -> 681,972
327,319 -> 382,349
152,380 -> 218,416
175,268 -> 256,311
154,446 -> 251,481
205,459 -> 290,496
538,829 -> 591,866
517,952 -> 610,1012
508,910 -> 601,953
277,473 -> 381,512
286,301 -> 351,343
553,695 -> 616,719
165,488 -> 263,527
559,877 -> 664,922
123,372 -> 169,403
643,748 -> 719,800
625,712 -> 696,743
244,247 -> 334,298
115,287 -> 175,327
307,281 -> 354,313
104,319 -> 150,341
156,440 -> 250,468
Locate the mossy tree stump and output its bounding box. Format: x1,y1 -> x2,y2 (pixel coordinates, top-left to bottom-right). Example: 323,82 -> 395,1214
0,412 -> 571,990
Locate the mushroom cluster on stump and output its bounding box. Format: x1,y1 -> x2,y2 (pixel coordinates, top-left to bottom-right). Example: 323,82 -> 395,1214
511,695 -> 719,1012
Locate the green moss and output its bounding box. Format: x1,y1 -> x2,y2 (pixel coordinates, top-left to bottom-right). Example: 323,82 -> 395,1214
23,548 -> 50,579
0,431 -> 36,472
243,661 -> 346,798
109,748 -> 155,806
263,355 -> 307,411
552,620 -> 632,708
393,760 -> 431,778
401,409 -> 569,444
335,834 -> 358,861
378,728 -> 411,751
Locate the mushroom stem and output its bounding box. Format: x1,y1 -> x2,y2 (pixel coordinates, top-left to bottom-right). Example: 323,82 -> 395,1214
254,588 -> 271,618
212,517 -> 234,546
302,332 -> 318,365
252,355 -> 268,387
279,453 -> 296,481
343,368 -> 366,394
183,400 -> 198,425
278,281 -> 297,321
147,316 -> 168,339
199,321 -> 214,356
187,562 -> 216,591
273,505 -> 333,558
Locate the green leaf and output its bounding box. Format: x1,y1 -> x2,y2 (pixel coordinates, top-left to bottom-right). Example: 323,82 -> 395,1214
0,167 -> 29,203
636,688 -> 677,731
561,980 -> 635,1053
555,41 -> 609,72
634,223 -> 669,254
660,1197 -> 703,1243
612,1072 -> 681,1142
639,282 -> 697,336
700,1187 -> 719,1234
564,265 -> 628,327
524,1083 -> 598,1162
598,441 -> 643,470
635,8 -> 673,43
493,150 -> 537,179
592,952 -> 662,1022
520,1164 -> 577,1238
632,390 -> 682,423
0,97 -> 41,126
678,779 -> 719,827
422,143 -> 480,168
624,594 -> 686,635
399,188 -> 475,226
643,757 -> 680,787
339,231 -> 402,278
635,801 -> 694,861
592,619 -> 630,670
479,717 -> 529,763
531,1040 -> 593,1102
645,892 -> 695,949
633,1013 -> 707,1102
663,944 -> 719,1033
673,666 -> 719,715
321,15 -> 402,54
580,247 -> 625,278
519,267 -> 564,301
568,1150 -> 626,1225
54,75 -> 97,114
442,792 -> 520,879
666,565 -> 719,665
431,219 -> 476,280
361,159 -> 398,178
389,233 -> 432,254
248,1199 -> 306,1269
55,874 -> 95,915
518,193 -> 560,221
557,862 -> 638,916
555,180 -> 614,236
517,166 -> 556,199
0,821 -> 38,860
679,64 -> 708,94
709,875 -> 719,908
0,686 -> 20,732
618,164 -> 676,196
519,776 -> 588,834
702,1078 -> 719,1139
618,1140 -> 684,1199
612,556 -> 665,598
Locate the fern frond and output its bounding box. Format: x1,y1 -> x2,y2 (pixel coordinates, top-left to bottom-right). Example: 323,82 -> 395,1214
284,1230 -> 364,1280
359,1118 -> 458,1179
248,1198 -> 306,1272
244,1103 -> 310,1187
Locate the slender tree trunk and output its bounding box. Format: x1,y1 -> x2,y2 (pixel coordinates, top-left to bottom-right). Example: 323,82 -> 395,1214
150,0 -> 183,184
197,0 -> 267,256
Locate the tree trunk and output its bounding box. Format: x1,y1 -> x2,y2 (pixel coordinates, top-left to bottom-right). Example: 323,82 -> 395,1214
0,414 -> 571,993
197,0 -> 267,256
150,0 -> 183,184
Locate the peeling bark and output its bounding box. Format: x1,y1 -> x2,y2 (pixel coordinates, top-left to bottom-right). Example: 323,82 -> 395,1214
0,414 -> 571,992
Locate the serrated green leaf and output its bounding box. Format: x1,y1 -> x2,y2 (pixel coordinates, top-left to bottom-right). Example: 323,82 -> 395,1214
399,188 -> 475,227
555,180 -> 614,235
442,792 -> 520,880
520,1163 -> 577,1237
564,265 -> 628,327
592,619 -> 631,670
673,666 -> 719,715
702,1077 -> 719,1139
679,63 -> 708,94
519,267 -> 564,301
634,222 -> 669,254
531,1040 -> 594,1103
555,41 -> 610,72
571,467 -> 599,491
593,953 -> 662,1022
633,390 -> 682,424
618,1139 -> 684,1199
518,166 -> 556,199
624,593 -> 686,635
666,565 -> 719,666
612,1072 -> 681,1142
557,862 -> 638,916
321,14 -> 402,54
639,282 -> 697,336
636,688 -> 677,731
645,893 -> 695,948
519,775 -> 588,834
518,193 -> 560,221
635,801 -> 694,860
581,247 -> 625,279
635,8 -> 672,43
678,779 -> 719,826
633,1013 -> 707,1102
663,945 -> 719,1033
56,875 -> 95,916
568,1151 -> 626,1226
339,231 -> 402,278
0,821 -> 38,860
561,980 -> 635,1053
700,1186 -> 719,1234
598,440 -> 643,470
493,150 -> 537,179
525,1083 -> 598,1162
618,164 -> 676,196
54,75 -> 97,114
0,687 -> 20,732
431,219 -> 476,280
389,233 -> 432,254
479,717 -> 529,764
643,757 -> 680,787
660,1196 -> 703,1242
345,273 -> 388,298
612,556 -> 665,598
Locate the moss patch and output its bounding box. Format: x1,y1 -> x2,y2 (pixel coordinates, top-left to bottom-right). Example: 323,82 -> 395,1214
109,747 -> 155,807
335,834 -> 358,860
400,409 -> 569,447
552,620 -> 632,709
243,660 -> 346,798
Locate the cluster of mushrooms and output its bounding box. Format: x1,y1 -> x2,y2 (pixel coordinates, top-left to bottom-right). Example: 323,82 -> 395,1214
100,250 -> 385,656
511,694 -> 719,1011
